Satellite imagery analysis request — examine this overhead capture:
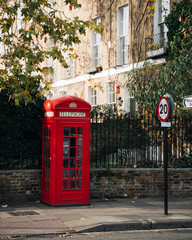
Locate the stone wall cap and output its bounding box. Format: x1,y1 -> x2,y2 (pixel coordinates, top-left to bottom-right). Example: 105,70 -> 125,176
90,168 -> 192,172
0,169 -> 41,174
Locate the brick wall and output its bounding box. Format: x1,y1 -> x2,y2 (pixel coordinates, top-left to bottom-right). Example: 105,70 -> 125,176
90,169 -> 192,199
0,170 -> 41,202
0,169 -> 192,202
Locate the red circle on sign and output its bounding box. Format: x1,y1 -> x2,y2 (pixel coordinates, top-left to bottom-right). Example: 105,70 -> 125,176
158,97 -> 170,122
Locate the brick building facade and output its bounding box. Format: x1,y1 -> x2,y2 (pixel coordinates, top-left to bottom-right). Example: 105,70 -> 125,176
48,0 -> 174,112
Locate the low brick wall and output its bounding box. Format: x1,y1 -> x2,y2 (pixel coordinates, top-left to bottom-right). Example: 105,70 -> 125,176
90,168 -> 192,199
0,169 -> 191,202
0,170 -> 41,202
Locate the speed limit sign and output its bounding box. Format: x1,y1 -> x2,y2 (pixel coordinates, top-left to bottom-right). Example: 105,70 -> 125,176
158,97 -> 170,122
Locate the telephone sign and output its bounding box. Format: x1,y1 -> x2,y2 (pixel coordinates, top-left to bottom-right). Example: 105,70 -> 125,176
158,97 -> 170,122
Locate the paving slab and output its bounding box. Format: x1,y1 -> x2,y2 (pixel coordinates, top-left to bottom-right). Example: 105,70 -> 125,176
0,219 -> 70,235
3,216 -> 32,223
0,197 -> 192,236
56,213 -> 85,221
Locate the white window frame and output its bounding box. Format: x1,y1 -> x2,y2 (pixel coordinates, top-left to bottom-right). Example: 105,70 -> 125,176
60,91 -> 66,96
66,61 -> 74,78
154,0 -> 170,37
66,46 -> 75,79
17,1 -> 23,30
106,82 -> 116,105
47,91 -> 54,99
117,4 -> 129,66
91,18 -> 101,67
48,38 -> 56,82
88,86 -> 97,106
48,0 -> 55,12
48,56 -> 56,82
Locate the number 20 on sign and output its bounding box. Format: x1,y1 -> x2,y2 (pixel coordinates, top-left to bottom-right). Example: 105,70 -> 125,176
158,97 -> 170,122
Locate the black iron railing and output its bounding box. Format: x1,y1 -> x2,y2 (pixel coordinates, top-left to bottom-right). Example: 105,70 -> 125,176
145,33 -> 167,59
1,111 -> 191,170
90,112 -> 192,168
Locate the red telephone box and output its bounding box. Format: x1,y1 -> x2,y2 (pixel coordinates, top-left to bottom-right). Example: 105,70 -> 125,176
41,96 -> 91,206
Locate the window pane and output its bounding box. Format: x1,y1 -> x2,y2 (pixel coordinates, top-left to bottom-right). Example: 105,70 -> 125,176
118,5 -> 129,66
70,148 -> 76,157
70,127 -> 76,136
64,127 -> 69,136
119,8 -> 123,22
120,37 -> 124,49
77,158 -> 82,168
77,127 -> 83,136
123,6 -> 128,21
124,36 -> 128,46
63,169 -> 68,178
76,169 -> 82,178
95,45 -> 98,57
76,180 -> 82,189
107,83 -> 116,104
70,138 -> 76,147
112,92 -> 116,103
94,96 -> 97,105
119,21 -> 123,36
63,138 -> 69,147
70,180 -> 75,189
96,33 -> 101,44
77,148 -> 82,157
123,22 -> 128,36
90,87 -> 97,106
92,18 -> 101,67
96,18 -> 101,25
70,169 -> 75,178
63,148 -> 69,157
63,158 -> 69,168
98,46 -> 101,65
70,158 -> 75,168
77,138 -> 83,147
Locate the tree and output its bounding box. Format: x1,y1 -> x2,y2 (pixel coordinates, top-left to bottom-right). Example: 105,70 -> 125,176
0,0 -> 96,105
165,0 -> 192,60
126,0 -> 192,110
0,88 -> 45,169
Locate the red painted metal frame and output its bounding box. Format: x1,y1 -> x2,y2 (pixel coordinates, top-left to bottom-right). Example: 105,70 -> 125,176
41,96 -> 91,206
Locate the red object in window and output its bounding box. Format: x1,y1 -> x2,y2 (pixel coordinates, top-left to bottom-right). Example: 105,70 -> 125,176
179,16 -> 185,22
69,3 -> 72,10
41,96 -> 91,206
116,85 -> 120,94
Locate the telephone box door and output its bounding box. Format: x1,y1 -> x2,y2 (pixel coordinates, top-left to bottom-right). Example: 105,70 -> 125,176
56,123 -> 90,205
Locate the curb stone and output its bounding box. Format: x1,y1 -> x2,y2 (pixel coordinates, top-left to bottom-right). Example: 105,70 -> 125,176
76,220 -> 192,233
151,219 -> 192,229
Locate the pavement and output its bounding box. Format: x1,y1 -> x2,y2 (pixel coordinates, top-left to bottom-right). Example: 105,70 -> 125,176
0,197 -> 192,238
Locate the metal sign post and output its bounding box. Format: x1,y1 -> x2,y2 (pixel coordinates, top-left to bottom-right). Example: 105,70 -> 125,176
163,126 -> 168,215
158,95 -> 174,216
